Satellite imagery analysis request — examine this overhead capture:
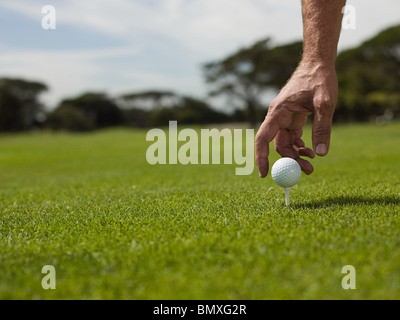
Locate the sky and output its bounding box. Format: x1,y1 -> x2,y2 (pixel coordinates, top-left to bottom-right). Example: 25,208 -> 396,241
0,0 -> 399,110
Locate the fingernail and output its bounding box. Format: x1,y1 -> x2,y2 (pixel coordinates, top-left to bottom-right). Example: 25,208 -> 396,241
315,144 -> 327,156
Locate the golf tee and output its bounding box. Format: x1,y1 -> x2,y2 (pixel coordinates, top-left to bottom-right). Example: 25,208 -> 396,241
284,187 -> 291,206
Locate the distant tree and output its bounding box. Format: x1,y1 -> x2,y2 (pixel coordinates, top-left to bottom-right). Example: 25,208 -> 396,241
202,39 -> 303,126
147,96 -> 229,126
0,78 -> 47,131
119,90 -> 229,127
177,96 -> 229,124
121,108 -> 149,128
0,88 -> 22,131
119,90 -> 182,110
46,104 -> 95,131
336,25 -> 400,122
46,92 -> 122,131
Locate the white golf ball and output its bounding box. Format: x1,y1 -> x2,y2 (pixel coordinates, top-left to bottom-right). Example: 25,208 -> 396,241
271,157 -> 301,188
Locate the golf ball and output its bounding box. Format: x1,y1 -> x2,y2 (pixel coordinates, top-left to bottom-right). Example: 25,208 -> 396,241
271,157 -> 301,188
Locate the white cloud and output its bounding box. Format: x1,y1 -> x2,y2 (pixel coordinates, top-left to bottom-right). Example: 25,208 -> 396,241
2,0 -> 399,54
0,46 -> 142,107
0,0 -> 399,109
0,0 -> 302,57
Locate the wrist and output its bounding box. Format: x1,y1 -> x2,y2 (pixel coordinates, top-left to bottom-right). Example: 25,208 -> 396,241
299,55 -> 336,69
300,54 -> 336,67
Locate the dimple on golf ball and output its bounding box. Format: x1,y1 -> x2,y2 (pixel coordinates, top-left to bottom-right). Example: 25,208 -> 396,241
271,157 -> 301,188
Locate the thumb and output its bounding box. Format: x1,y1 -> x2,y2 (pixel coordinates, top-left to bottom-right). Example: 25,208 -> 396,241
312,103 -> 334,156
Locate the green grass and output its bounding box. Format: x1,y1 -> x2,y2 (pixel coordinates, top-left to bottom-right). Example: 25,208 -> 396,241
0,122 -> 399,299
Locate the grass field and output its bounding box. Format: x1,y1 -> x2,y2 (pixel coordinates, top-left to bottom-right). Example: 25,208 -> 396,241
0,122 -> 399,299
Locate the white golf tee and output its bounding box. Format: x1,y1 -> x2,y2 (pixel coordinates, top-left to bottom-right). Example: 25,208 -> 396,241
284,187 -> 291,206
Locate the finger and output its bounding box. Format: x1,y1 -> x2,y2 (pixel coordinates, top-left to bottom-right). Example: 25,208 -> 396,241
312,99 -> 334,156
294,137 -> 305,148
291,128 -> 315,159
296,158 -> 314,175
296,146 -> 315,159
286,151 -> 314,175
275,129 -> 314,175
255,116 -> 280,178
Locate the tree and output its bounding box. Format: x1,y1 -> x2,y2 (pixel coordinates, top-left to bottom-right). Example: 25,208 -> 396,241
46,104 -> 95,131
119,90 -> 229,127
119,90 -> 182,111
0,78 -> 47,131
202,39 -> 303,126
46,92 -> 122,131
335,25 -> 400,122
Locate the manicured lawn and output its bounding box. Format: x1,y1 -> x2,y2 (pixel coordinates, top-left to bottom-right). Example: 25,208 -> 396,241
0,122 -> 399,299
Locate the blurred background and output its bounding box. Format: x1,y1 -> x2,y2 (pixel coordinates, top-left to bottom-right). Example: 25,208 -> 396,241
0,0 -> 399,131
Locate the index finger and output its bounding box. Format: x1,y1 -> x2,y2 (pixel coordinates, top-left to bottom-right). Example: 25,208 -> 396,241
255,116 -> 280,178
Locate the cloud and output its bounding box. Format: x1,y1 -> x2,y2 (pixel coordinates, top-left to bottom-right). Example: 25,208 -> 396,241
2,0 -> 400,54
0,46 -> 142,107
0,0 -> 303,108
0,0 -> 399,109
0,0 -> 303,57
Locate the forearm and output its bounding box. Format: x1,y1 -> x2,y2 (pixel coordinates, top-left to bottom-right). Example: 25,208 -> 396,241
301,0 -> 346,65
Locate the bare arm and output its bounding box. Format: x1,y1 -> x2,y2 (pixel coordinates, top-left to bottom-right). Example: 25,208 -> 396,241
302,0 -> 346,64
255,0 -> 346,177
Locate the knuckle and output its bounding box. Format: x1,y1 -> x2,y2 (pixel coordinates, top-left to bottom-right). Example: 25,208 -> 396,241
266,105 -> 275,117
267,101 -> 282,114
315,97 -> 331,108
314,96 -> 335,112
255,131 -> 266,145
254,133 -> 262,144
275,146 -> 284,155
274,142 -> 284,155
313,125 -> 331,137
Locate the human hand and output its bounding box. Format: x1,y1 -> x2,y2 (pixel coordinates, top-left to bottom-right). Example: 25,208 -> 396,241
255,61 -> 338,177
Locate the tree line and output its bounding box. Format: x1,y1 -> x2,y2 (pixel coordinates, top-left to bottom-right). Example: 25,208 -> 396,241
0,24 -> 399,132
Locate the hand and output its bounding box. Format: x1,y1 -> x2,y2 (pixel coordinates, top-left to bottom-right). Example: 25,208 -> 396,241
255,61 -> 338,177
